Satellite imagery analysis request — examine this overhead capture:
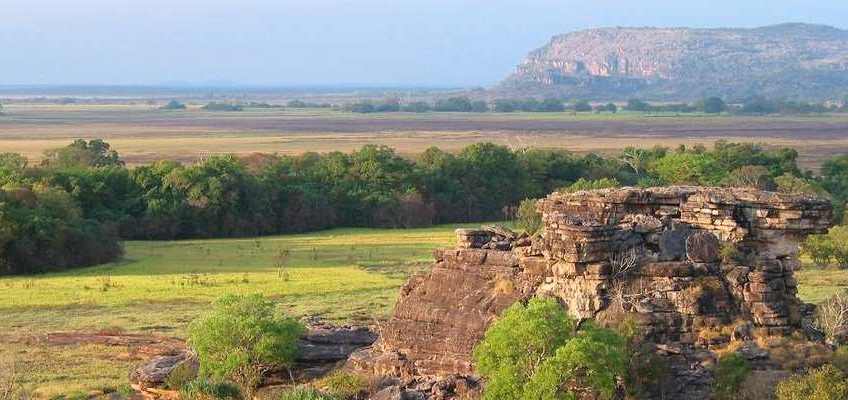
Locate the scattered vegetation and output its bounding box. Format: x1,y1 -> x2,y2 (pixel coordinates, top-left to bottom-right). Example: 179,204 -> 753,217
160,100 -> 187,110
515,198 -> 541,235
320,371 -> 367,398
179,379 -> 241,400
202,102 -> 244,112
713,353 -> 751,400
188,294 -> 306,396
802,227 -> 848,269
776,365 -> 848,400
277,387 -> 341,400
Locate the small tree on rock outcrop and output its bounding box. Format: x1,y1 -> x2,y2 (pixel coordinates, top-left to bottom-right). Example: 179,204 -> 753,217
516,199 -> 542,235
473,298 -> 627,400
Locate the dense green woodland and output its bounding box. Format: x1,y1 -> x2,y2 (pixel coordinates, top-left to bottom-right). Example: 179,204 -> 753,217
2,139 -> 848,275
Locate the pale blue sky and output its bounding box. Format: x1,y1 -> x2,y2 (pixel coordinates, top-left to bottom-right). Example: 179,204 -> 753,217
2,0 -> 846,86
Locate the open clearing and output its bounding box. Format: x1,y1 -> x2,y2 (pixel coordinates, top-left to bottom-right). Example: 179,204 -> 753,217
0,222 -> 844,396
1,104 -> 847,168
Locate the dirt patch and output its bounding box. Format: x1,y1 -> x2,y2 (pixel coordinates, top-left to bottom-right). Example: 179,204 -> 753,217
0,332 -> 186,359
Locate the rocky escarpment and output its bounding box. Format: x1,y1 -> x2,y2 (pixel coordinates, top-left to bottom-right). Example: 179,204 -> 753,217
349,186 -> 833,399
495,23 -> 848,100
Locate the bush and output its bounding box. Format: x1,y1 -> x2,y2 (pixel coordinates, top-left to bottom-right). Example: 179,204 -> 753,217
572,100 -> 592,112
802,234 -> 835,267
277,387 -> 341,400
473,299 -> 576,400
180,379 -> 241,400
188,294 -> 307,396
201,102 -> 243,112
523,324 -> 626,400
473,299 -> 626,400
564,178 -> 620,193
713,353 -> 750,400
653,151 -> 726,185
321,371 -> 366,398
776,365 -> 848,400
516,198 -> 541,235
775,173 -> 826,196
700,97 -> 726,114
160,100 -> 187,110
830,226 -> 848,268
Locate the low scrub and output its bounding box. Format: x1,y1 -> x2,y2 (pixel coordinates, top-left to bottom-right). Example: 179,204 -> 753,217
776,365 -> 848,400
713,353 -> 750,400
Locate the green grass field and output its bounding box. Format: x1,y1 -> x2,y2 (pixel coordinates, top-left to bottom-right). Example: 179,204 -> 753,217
0,224 -> 462,397
0,221 -> 845,398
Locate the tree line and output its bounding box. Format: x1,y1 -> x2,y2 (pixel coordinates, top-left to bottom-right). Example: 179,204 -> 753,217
340,95 -> 848,115
2,139 -> 848,275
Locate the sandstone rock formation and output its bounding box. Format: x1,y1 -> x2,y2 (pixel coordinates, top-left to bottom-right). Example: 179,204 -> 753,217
495,23 -> 848,100
350,186 -> 833,399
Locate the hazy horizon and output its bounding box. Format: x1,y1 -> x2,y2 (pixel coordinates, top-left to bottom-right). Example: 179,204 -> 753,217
3,0 -> 847,87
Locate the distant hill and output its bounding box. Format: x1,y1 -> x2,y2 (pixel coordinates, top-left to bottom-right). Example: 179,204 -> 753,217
494,23 -> 848,101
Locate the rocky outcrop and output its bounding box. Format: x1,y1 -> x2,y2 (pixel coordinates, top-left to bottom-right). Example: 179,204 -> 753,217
496,23 -> 848,100
128,324 -> 377,389
350,186 -> 832,399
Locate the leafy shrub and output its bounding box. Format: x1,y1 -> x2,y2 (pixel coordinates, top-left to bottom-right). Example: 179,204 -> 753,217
277,387 -> 341,400
564,178 -> 620,193
523,324 -> 626,399
473,298 -> 626,400
474,299 -> 575,399
776,365 -> 848,400
713,353 -> 750,400
321,371 -> 366,398
516,198 -> 541,235
775,173 -> 826,196
802,234 -> 835,267
653,151 -> 726,185
188,294 -> 307,396
829,226 -> 848,268
180,379 -> 241,400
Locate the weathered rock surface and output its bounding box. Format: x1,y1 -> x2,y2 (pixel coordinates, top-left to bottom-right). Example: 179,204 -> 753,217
350,186 -> 833,399
129,350 -> 198,388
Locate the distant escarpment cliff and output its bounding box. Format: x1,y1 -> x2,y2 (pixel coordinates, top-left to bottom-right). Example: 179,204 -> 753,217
495,23 -> 848,101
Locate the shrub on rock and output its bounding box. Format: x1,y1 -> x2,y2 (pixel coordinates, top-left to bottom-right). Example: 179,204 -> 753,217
188,294 -> 307,396
473,298 -> 626,400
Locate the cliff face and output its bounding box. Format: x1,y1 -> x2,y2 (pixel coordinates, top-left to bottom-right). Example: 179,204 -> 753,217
350,187 -> 833,399
496,23 -> 848,100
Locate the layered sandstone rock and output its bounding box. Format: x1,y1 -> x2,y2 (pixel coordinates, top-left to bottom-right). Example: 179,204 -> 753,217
350,187 -> 832,399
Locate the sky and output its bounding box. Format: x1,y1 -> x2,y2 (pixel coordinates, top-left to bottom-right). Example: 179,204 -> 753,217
2,0 -> 847,87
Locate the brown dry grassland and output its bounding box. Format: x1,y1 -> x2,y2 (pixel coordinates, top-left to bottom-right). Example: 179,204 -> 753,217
1,104 -> 847,168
